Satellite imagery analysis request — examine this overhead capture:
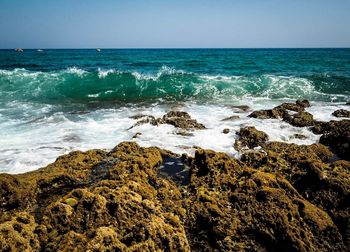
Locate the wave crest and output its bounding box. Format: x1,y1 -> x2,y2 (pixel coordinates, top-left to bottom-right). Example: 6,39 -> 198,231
0,67 -> 348,104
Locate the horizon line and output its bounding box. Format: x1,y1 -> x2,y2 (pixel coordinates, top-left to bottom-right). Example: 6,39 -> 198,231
1,47 -> 350,50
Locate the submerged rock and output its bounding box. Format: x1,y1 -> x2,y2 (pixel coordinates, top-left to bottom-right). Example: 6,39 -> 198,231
221,115 -> 240,121
222,128 -> 230,134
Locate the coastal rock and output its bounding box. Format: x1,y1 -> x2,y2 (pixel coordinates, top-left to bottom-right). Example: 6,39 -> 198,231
241,140 -> 350,246
296,99 -> 311,108
222,128 -> 230,134
221,115 -> 240,121
129,111 -> 205,130
248,109 -> 283,119
248,100 -> 315,127
186,149 -> 345,251
230,105 -> 250,112
0,143 -> 190,251
162,111 -> 205,129
311,120 -> 350,160
332,109 -> 350,118
234,126 -> 269,150
284,111 -> 314,127
0,141 -> 348,251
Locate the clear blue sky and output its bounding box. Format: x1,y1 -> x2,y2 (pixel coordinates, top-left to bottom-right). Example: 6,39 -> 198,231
1,0 -> 350,48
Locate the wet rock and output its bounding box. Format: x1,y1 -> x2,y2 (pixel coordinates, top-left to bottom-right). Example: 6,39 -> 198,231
293,133 -> 307,140
222,128 -> 230,134
296,99 -> 311,108
248,100 -> 315,127
162,111 -> 205,129
221,115 -> 240,121
234,126 -> 269,150
132,132 -> 142,138
130,111 -> 205,130
128,115 -> 158,129
175,129 -> 194,136
332,109 -> 350,118
248,109 -> 283,119
231,105 -> 250,112
284,111 -> 314,127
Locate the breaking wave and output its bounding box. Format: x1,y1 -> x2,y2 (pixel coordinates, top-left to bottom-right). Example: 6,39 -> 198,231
0,66 -> 349,104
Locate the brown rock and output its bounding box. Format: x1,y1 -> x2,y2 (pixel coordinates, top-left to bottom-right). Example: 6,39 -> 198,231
284,111 -> 314,127
332,109 -> 350,118
248,100 -> 315,127
234,126 -> 269,150
221,115 -> 240,121
129,111 -> 205,130
312,120 -> 350,160
186,148 -> 345,251
222,128 -> 230,134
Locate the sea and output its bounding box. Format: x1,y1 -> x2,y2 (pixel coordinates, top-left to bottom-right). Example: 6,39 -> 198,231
0,48 -> 349,173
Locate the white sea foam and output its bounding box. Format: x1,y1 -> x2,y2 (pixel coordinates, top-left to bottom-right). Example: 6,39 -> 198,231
66,67 -> 87,76
97,68 -> 116,78
1,99 -> 346,174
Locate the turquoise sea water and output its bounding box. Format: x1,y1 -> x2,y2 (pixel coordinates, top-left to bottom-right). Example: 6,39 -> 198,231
1,49 -> 350,105
0,49 -> 349,173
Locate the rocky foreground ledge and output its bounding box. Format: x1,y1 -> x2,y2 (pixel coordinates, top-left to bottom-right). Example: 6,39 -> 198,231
1,101 -> 350,251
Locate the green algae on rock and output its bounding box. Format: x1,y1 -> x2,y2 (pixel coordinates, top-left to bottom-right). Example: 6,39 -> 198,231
0,141 -> 349,251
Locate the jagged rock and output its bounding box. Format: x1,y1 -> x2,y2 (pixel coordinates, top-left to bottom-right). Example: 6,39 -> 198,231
284,111 -> 314,127
240,140 -> 350,247
0,141 -> 348,251
234,126 -> 269,150
312,120 -> 350,160
186,149 -> 345,251
248,109 -> 284,119
162,111 -> 205,129
332,109 -> 350,118
248,100 -> 315,127
0,143 -> 190,251
129,111 -> 205,130
296,99 -> 311,108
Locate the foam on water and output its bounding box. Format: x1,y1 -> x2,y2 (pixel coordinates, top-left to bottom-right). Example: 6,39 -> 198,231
1,98 -> 346,174
1,67 -> 348,104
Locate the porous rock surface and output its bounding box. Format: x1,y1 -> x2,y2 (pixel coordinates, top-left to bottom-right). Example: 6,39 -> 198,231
129,111 -> 205,130
1,138 -> 349,251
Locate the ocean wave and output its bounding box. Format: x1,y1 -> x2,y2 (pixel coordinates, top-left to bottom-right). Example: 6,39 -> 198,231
0,67 -> 349,104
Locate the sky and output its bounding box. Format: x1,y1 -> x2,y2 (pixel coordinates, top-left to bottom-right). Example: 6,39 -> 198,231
0,0 -> 350,48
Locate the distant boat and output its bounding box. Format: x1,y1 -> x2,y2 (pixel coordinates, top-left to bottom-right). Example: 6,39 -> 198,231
37,49 -> 43,52
96,48 -> 101,52
15,48 -> 23,52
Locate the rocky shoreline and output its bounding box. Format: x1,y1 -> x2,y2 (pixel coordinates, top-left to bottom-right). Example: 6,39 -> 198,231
0,100 -> 349,251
